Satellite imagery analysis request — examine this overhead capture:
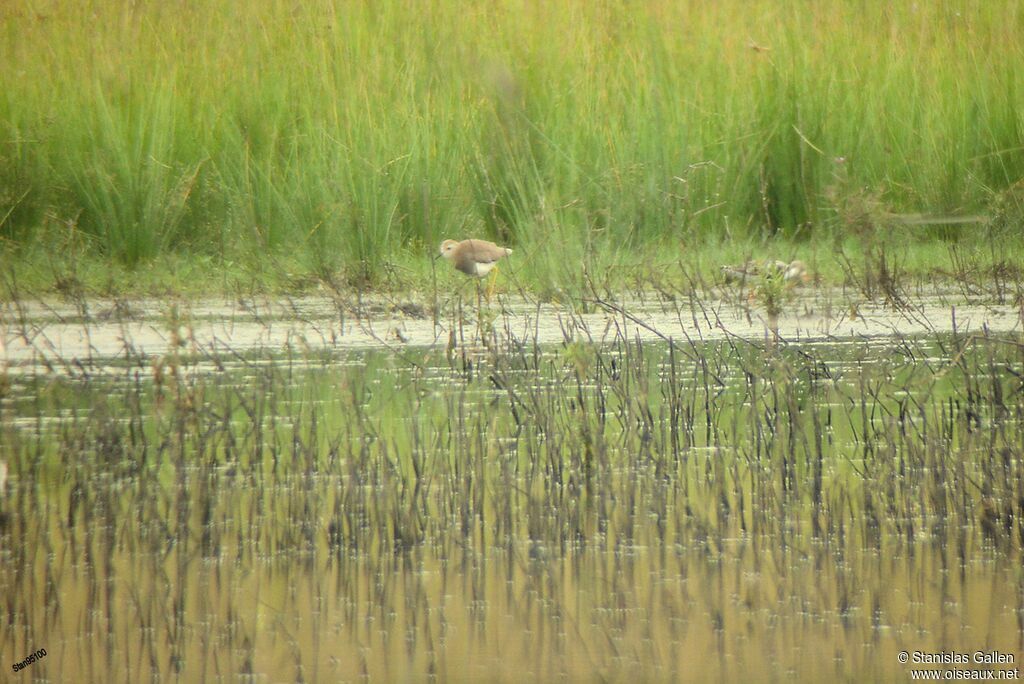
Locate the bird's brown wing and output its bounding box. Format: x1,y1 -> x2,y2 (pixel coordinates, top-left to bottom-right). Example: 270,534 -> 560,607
462,239 -> 510,264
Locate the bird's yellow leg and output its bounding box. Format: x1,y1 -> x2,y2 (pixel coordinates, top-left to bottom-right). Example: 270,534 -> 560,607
486,265 -> 499,302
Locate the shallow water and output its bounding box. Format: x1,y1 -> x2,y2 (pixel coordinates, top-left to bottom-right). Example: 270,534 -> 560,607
2,289 -> 1021,372
1,295 -> 1022,681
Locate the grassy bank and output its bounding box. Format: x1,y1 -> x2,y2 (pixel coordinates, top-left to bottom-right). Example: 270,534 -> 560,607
2,1 -> 1024,295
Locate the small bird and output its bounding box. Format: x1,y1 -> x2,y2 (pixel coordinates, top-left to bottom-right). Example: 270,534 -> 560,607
721,259 -> 809,285
778,259 -> 809,283
438,239 -> 512,277
438,238 -> 513,300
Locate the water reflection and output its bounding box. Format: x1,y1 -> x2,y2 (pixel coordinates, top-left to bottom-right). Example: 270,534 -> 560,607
1,333 -> 1021,681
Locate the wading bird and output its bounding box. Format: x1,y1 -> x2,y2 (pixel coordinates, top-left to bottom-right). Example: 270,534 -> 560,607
438,238 -> 513,299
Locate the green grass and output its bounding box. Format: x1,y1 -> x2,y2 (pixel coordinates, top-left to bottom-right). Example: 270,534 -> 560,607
5,229 -> 1021,302
2,1 -> 1024,295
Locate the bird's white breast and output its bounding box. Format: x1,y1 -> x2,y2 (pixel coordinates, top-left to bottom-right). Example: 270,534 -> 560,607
472,261 -> 496,277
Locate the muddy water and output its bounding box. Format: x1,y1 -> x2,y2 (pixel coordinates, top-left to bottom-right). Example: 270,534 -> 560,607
1,293 -> 1022,682
2,290 -> 1021,371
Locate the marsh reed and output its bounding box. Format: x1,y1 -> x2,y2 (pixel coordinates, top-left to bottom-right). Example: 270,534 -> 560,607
0,305 -> 1021,680
2,1 -> 1024,290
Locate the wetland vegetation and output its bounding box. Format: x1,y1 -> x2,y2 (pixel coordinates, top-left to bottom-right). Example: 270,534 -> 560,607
2,1 -> 1024,296
2,1 -> 1024,681
1,301 -> 1023,681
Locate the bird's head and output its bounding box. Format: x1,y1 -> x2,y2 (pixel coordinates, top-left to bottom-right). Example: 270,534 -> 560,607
438,239 -> 459,260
